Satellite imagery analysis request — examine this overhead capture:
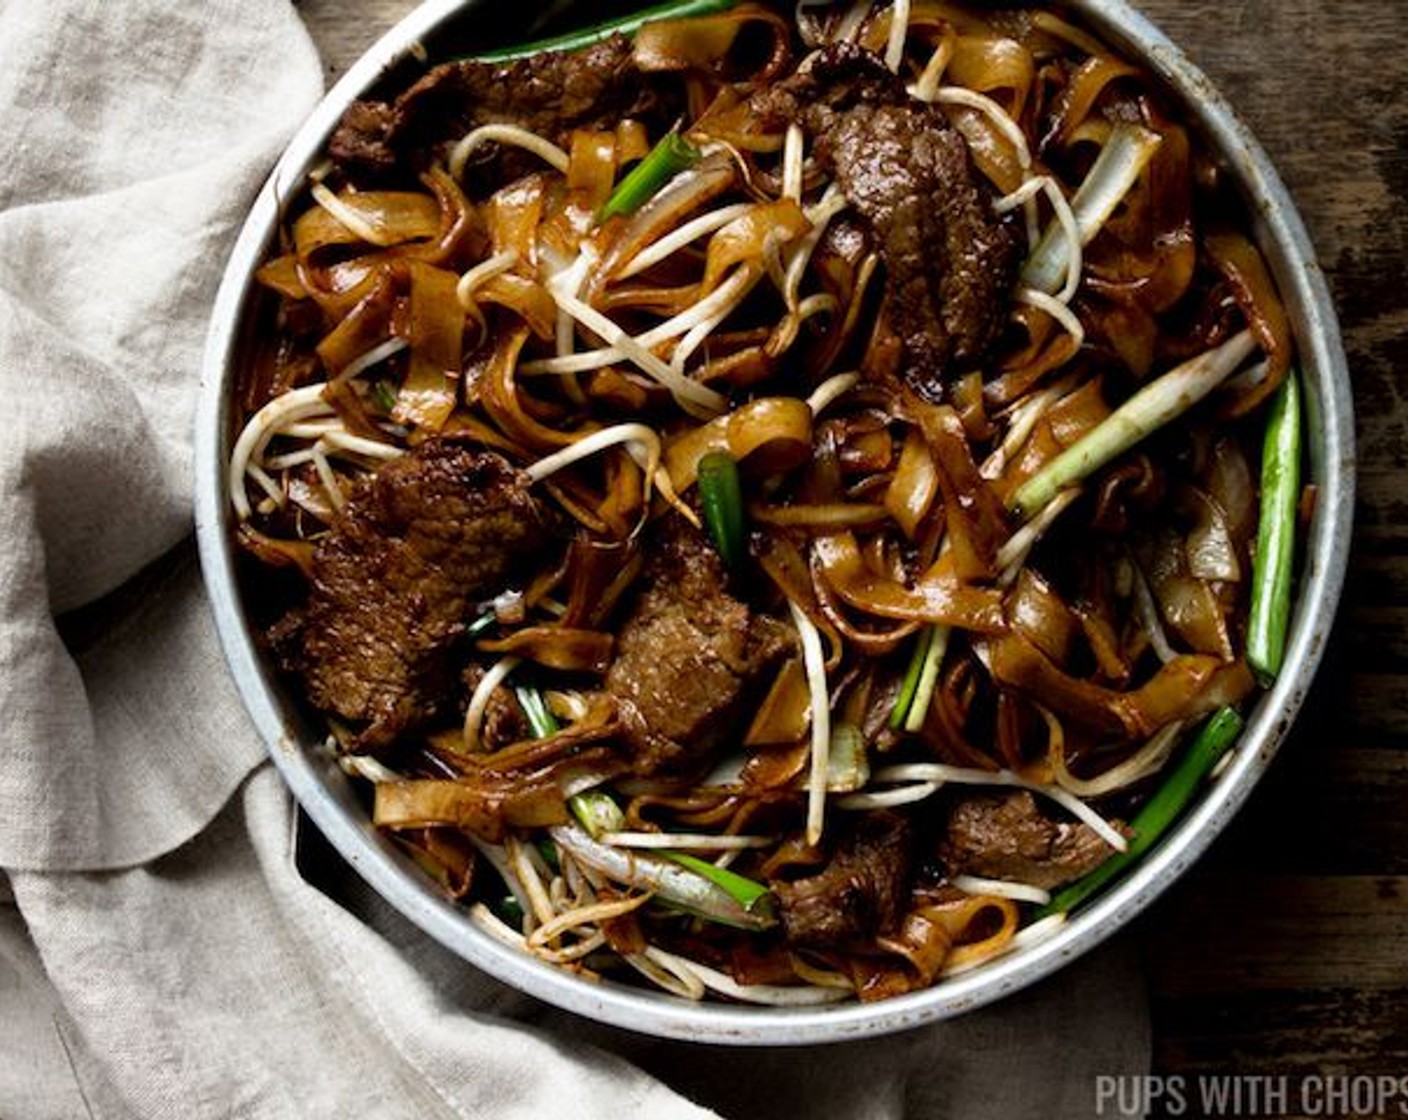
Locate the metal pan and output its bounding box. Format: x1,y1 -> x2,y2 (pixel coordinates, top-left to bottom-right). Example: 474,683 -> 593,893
194,0 -> 1354,1045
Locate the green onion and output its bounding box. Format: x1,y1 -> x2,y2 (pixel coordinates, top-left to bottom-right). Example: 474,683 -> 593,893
889,626 -> 936,731
661,852 -> 777,921
1008,330 -> 1257,522
1040,707 -> 1245,917
600,130 -> 701,223
371,379 -> 399,413
472,0 -> 736,63
1021,122 -> 1163,295
466,610 -> 497,637
515,685 -> 560,739
1246,373 -> 1302,686
696,450 -> 747,571
518,684 -> 777,928
550,823 -> 777,930
904,625 -> 950,734
571,789 -> 626,839
489,894 -> 526,928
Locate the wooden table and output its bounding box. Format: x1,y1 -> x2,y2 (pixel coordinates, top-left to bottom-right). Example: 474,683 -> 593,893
298,0 -> 1408,1102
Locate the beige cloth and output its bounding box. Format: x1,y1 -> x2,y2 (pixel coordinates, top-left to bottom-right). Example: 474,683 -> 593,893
0,2 -> 1150,1115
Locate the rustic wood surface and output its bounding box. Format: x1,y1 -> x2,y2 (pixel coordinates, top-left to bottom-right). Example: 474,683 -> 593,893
296,0 -> 1408,1108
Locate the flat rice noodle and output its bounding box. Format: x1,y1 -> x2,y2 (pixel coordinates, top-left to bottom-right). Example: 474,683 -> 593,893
394,261 -> 462,433
315,263 -> 403,375
236,525 -> 316,579
1154,573 -> 1234,660
321,376 -> 386,441
479,325 -> 589,449
394,827 -> 479,899
486,173 -> 548,263
567,129 -> 619,217
809,554 -> 922,656
296,256 -> 382,322
373,772 -> 568,841
1088,453 -> 1163,534
831,415 -> 893,475
438,407 -> 532,457
944,104 -> 1025,196
946,34 -> 1037,120
471,710 -> 624,775
1007,567 -> 1080,666
633,4 -> 792,84
754,531 -> 845,669
1089,296 -> 1158,378
664,395 -> 813,491
1135,121 -> 1195,314
476,272 -> 557,339
877,896 -> 1019,988
984,328 -> 1079,410
701,200 -> 810,295
812,532 -> 1007,633
1042,54 -> 1140,151
560,537 -> 643,630
691,87 -> 785,153
1086,121 -> 1195,316
884,2 -> 1030,42
1074,598 -> 1132,685
1205,230 -> 1292,416
917,655 -> 1001,770
982,631 -> 1250,738
477,626 -> 615,674
406,165 -> 488,268
293,189 -> 442,258
255,254 -> 308,301
599,281 -> 701,317
884,429 -> 941,540
911,403 -> 1009,581
595,451 -> 644,538
1044,375 -> 1112,448
584,366 -> 654,412
750,501 -> 890,530
696,344 -> 776,390
950,370 -> 993,442
744,657 -> 812,747
742,735 -> 811,791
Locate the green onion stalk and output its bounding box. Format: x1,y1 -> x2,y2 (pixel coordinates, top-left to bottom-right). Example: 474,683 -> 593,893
471,0 -> 737,63
1040,707 -> 1245,916
696,450 -> 747,571
1246,372 -> 1302,686
512,685 -> 777,928
600,130 -> 702,223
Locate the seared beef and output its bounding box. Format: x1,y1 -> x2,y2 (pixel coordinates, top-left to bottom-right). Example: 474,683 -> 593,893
603,523 -> 790,772
752,43 -> 1018,400
271,440 -> 550,749
774,811 -> 913,949
938,790 -> 1114,890
331,35 -> 667,181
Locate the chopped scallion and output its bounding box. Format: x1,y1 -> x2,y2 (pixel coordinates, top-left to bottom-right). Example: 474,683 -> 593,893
571,789 -> 626,839
889,627 -> 936,731
471,0 -> 737,64
697,450 -> 746,571
371,379 -> 399,413
1041,707 -> 1245,916
515,685 -> 560,739
1246,372 -> 1301,686
663,851 -> 777,920
600,131 -> 701,223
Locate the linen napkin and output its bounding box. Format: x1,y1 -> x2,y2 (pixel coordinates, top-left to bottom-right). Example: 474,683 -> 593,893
0,1 -> 1151,1115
